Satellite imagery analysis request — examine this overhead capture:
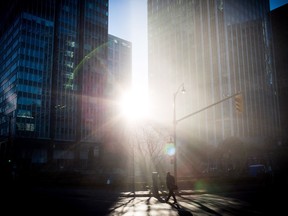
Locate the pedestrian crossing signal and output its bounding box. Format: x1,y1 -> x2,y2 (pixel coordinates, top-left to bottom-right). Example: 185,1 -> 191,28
235,94 -> 243,113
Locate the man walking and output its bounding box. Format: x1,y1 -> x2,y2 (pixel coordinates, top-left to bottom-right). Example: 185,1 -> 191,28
165,172 -> 177,203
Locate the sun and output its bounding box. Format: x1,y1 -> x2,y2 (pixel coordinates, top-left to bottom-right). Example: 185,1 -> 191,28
120,88 -> 150,121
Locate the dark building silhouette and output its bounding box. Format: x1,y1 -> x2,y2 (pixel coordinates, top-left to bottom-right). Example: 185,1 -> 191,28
271,3 -> 288,145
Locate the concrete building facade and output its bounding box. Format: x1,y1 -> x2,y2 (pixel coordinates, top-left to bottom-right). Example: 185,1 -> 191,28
148,0 -> 280,146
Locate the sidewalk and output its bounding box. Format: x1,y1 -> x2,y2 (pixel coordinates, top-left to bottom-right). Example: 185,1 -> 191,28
119,189 -> 207,197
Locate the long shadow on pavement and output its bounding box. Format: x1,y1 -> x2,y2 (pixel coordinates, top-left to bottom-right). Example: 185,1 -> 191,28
168,202 -> 194,216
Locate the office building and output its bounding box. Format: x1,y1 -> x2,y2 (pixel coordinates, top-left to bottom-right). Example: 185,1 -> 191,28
103,34 -> 132,173
107,34 -> 132,106
0,0 -> 109,169
271,4 -> 288,145
148,0 -> 280,146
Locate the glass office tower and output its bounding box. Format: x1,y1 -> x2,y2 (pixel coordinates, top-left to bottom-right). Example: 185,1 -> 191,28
107,35 -> 132,105
0,0 -> 109,168
148,0 -> 280,146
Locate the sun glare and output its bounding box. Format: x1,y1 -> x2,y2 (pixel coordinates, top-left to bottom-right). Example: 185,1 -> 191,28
165,143 -> 176,156
120,88 -> 150,121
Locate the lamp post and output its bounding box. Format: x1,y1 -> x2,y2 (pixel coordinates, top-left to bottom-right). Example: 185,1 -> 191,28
173,83 -> 186,185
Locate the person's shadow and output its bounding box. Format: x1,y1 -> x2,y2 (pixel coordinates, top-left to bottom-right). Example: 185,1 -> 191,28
169,202 -> 193,216
152,191 -> 193,216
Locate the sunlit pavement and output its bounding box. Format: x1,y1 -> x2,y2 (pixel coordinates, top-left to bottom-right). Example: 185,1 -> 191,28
2,185 -> 285,216
108,197 -> 180,216
108,190 -> 283,216
108,195 -> 259,216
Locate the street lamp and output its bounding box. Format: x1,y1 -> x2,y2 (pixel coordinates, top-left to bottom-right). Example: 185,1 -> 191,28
173,83 -> 186,185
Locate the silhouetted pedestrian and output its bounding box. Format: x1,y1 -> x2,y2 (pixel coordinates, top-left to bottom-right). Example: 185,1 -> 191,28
165,172 -> 177,203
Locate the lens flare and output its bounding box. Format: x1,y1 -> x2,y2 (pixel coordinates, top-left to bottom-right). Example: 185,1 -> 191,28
164,143 -> 175,156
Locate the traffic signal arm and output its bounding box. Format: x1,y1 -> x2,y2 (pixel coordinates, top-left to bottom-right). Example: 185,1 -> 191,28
176,92 -> 243,124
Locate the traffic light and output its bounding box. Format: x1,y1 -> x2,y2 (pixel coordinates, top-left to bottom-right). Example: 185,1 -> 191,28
235,93 -> 243,113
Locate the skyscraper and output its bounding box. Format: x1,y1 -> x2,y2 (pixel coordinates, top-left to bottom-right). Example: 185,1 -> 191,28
107,34 -> 132,104
271,4 -> 288,145
0,0 -> 110,169
148,0 -> 280,146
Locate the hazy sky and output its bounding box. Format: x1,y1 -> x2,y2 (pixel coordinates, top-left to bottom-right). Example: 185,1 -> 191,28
108,0 -> 288,92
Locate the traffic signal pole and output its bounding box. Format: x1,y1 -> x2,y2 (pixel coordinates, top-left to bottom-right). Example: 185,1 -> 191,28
176,92 -> 242,125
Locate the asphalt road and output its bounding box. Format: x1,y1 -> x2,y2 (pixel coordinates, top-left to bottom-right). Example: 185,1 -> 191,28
1,184 -> 285,216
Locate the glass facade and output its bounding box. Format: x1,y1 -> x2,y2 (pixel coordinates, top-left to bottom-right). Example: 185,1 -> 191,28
0,0 -> 109,167
148,0 -> 280,145
107,34 -> 132,100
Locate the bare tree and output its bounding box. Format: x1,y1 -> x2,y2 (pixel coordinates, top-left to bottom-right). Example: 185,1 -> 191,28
122,122 -> 171,184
